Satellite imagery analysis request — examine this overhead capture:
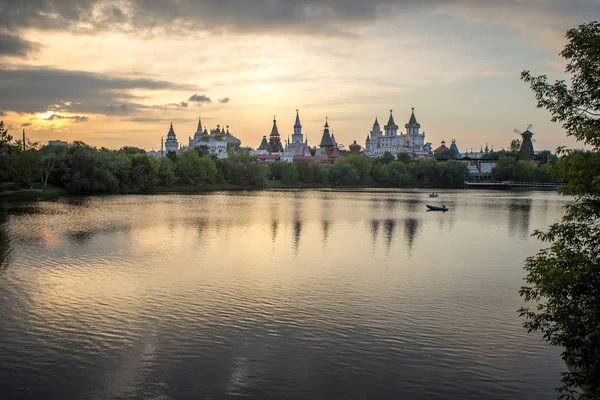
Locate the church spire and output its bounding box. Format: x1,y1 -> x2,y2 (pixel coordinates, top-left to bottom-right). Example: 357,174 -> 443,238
196,116 -> 202,133
270,116 -> 280,138
386,110 -> 396,127
292,109 -> 303,144
408,107 -> 418,125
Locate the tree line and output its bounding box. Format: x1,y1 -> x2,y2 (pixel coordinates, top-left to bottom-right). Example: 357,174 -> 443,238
0,129 -> 475,193
1,121 -> 565,195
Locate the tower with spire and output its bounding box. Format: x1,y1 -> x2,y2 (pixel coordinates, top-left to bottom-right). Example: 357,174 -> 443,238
292,109 -> 303,144
165,122 -> 178,154
384,110 -> 399,136
319,117 -> 335,149
268,116 -> 283,153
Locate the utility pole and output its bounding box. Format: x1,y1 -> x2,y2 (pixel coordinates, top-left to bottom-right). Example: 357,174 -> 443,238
22,129 -> 26,151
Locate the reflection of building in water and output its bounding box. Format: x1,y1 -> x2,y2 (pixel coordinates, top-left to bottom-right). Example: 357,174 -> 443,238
370,219 -> 380,245
322,220 -> 331,245
292,218 -> 302,253
384,219 -> 397,249
0,211 -> 12,273
507,199 -> 532,239
271,219 -> 278,243
404,218 -> 421,250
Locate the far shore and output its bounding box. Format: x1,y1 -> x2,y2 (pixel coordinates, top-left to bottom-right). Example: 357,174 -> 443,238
0,181 -> 561,201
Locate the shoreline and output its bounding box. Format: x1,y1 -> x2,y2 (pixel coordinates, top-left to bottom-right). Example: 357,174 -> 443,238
1,182 -> 559,200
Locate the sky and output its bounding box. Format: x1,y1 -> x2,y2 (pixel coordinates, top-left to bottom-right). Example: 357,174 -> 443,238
0,0 -> 598,152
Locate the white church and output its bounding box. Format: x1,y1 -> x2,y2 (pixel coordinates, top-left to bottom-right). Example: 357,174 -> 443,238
364,108 -> 433,158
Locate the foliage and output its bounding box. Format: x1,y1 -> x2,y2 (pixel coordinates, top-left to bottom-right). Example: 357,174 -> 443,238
434,149 -> 455,161
519,21 -> 600,399
175,150 -> 217,185
335,154 -> 372,184
510,138 -> 522,152
219,152 -> 267,188
328,163 -> 360,186
380,151 -> 395,164
396,152 -> 412,163
492,155 -> 557,182
157,157 -> 177,187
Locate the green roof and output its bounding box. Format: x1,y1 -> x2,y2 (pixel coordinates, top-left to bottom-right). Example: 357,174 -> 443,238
258,136 -> 269,150
408,108 -> 418,125
386,110 -> 396,127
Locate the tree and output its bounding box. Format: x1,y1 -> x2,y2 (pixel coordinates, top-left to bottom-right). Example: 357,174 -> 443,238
129,153 -> 159,192
519,21 -> 600,399
396,152 -> 412,163
328,163 -> 360,186
434,149 -> 454,161
510,138 -> 522,152
335,154 -> 372,184
380,151 -> 395,164
175,151 -> 217,185
0,121 -> 15,184
220,152 -> 267,188
157,157 -> 176,186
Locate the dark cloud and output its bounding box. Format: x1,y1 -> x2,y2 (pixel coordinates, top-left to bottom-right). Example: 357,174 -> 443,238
0,65 -> 198,115
21,122 -> 32,127
0,111 -> 5,116
188,94 -> 211,103
218,97 -> 230,104
0,32 -> 40,56
154,101 -> 188,109
0,0 -> 597,36
43,114 -> 89,122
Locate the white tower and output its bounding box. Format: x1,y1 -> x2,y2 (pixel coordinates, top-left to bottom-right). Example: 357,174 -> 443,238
292,109 -> 303,144
165,122 -> 178,153
384,110 -> 398,136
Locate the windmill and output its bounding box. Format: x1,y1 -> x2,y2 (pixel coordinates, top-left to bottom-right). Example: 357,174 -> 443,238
513,124 -> 535,159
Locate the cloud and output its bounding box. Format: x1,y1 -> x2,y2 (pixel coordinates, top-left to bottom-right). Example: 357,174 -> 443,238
1,0 -> 598,39
0,65 -> 198,115
188,94 -> 212,103
128,117 -> 191,124
150,101 -> 189,110
0,32 -> 40,57
21,122 -> 32,127
218,97 -> 230,104
42,113 -> 89,122
0,111 -> 5,117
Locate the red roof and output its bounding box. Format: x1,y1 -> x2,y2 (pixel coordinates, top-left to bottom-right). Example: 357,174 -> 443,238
434,145 -> 449,153
293,155 -> 330,163
329,147 -> 342,158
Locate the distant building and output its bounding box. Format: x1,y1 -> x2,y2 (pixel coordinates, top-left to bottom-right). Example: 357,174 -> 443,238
434,140 -> 449,153
154,118 -> 242,159
319,118 -> 335,149
281,110 -> 311,162
253,111 -> 341,164
48,140 -> 68,147
268,116 -> 283,153
365,108 -> 432,159
165,123 -> 179,154
349,140 -> 362,154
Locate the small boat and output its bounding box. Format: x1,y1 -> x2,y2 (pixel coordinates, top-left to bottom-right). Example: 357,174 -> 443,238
426,204 -> 448,212
428,193 -> 439,198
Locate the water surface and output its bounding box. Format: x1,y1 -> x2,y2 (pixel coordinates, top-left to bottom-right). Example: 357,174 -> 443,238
0,189 -> 567,399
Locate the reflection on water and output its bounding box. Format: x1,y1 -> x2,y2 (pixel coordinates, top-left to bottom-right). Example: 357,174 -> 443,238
404,218 -> 421,250
508,199 -> 533,239
0,209 -> 11,273
0,190 -> 571,399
